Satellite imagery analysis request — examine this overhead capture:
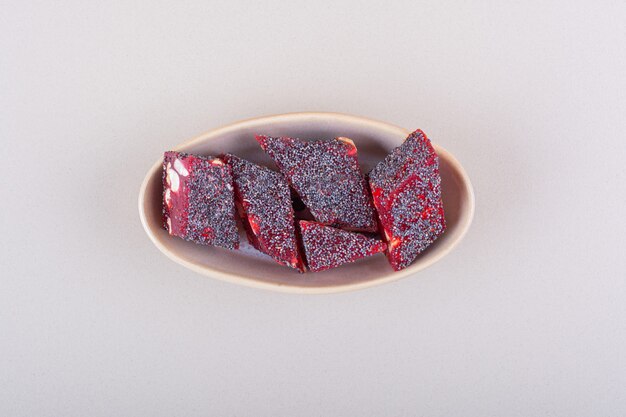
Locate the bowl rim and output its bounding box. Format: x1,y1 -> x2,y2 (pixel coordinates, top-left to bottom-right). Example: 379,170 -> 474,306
138,111 -> 475,294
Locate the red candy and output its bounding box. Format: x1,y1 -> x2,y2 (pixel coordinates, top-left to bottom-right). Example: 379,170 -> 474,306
162,151 -> 239,249
256,135 -> 377,232
368,130 -> 446,271
299,221 -> 387,272
161,129 -> 447,274
224,154 -> 305,272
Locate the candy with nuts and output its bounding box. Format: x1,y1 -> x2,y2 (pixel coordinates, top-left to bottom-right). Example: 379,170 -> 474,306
161,130 -> 445,273
223,153 -> 305,272
162,151 -> 239,250
368,130 -> 446,271
299,221 -> 387,272
256,135 -> 378,232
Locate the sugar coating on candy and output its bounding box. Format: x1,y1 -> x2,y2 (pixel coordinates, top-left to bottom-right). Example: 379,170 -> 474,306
299,221 -> 387,272
223,154 -> 305,272
256,135 -> 377,232
162,151 -> 239,250
368,130 -> 445,271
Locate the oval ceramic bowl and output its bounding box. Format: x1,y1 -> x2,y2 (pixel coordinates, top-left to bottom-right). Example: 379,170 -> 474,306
139,112 -> 474,293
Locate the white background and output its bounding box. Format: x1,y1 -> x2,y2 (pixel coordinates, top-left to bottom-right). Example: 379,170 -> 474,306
2,1 -> 625,416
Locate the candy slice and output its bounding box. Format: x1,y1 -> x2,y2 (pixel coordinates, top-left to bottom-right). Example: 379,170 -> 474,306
368,130 -> 445,271
299,221 -> 386,272
223,154 -> 305,272
256,135 -> 377,232
162,151 -> 239,250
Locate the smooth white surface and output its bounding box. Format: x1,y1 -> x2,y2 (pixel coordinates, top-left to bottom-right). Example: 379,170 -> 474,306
1,1 -> 625,416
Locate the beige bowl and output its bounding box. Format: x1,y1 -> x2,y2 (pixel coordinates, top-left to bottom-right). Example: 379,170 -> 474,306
138,112 -> 474,293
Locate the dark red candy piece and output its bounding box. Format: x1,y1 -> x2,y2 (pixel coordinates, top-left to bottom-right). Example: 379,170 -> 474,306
299,220 -> 387,272
256,135 -> 377,232
368,130 -> 446,271
162,151 -> 239,250
223,154 -> 305,272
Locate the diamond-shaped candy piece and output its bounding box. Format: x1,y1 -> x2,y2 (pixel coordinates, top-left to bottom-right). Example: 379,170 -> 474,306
256,135 -> 377,232
224,154 -> 305,272
368,130 -> 445,271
